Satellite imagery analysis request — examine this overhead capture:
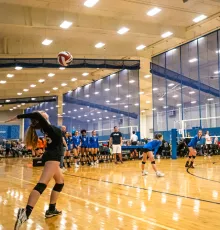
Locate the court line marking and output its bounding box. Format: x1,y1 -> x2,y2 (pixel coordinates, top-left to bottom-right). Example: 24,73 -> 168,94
4,163 -> 220,205
7,175 -> 175,230
187,161 -> 220,183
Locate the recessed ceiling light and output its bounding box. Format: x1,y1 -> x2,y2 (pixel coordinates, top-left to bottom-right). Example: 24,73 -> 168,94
113,115 -> 116,118
63,113 -> 66,115
6,100 -> 10,102
176,104 -> 182,107
48,73 -> 55,77
95,42 -> 105,48
191,101 -> 197,104
173,95 -> 178,98
30,84 -> 36,88
126,95 -> 132,98
163,106 -> 168,109
80,108 -> 84,110
45,109 -> 49,111
110,73 -> 116,77
105,117 -> 109,119
9,109 -> 13,111
97,111 -> 101,114
60,20 -> 73,29
94,91 -> 99,94
70,78 -> 77,82
45,91 -> 50,94
189,58 -> 198,63
129,80 -> 135,83
124,105 -> 128,108
7,74 -> 14,78
116,84 -> 122,87
53,87 -> 58,90
91,113 -> 94,115
216,50 -> 220,54
61,83 -> 67,86
68,111 -> 71,113
161,31 -> 173,38
189,91 -> 195,94
105,88 -> 110,91
15,66 -> 22,70
0,80 -> 6,84
50,107 -> 54,109
146,100 -> 151,103
56,105 -> 60,108
214,71 -> 219,74
42,39 -> 53,46
139,91 -> 144,94
38,79 -> 45,83
135,103 -> 139,106
13,107 -> 17,109
106,100 -> 110,103
23,89 -> 29,92
158,98 -> 164,101
82,72 -> 89,76
84,0 -> 99,7
153,88 -> 158,91
117,27 -> 129,35
99,118 -> 102,120
147,7 -> 161,16
168,83 -> 175,87
85,94 -> 90,97
193,15 -> 207,23
136,44 -> 146,50
152,108 -> 156,111
59,67 -> 65,70
31,98 -> 36,101
207,98 -> 214,101
115,98 -> 121,101
144,75 -> 151,78
141,110 -> 145,113
21,103 -> 25,105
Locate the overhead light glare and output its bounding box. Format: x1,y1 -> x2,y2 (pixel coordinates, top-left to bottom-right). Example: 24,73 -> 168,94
60,20 -> 73,29
193,15 -> 207,23
117,27 -> 129,35
95,42 -> 105,48
136,44 -> 146,50
147,7 -> 161,16
84,0 -> 99,7
42,39 -> 53,46
161,31 -> 173,38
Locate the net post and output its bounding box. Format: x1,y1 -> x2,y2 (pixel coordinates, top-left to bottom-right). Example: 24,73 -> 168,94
171,129 -> 177,159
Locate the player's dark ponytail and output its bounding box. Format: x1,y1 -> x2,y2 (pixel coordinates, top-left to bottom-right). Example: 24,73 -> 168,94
154,133 -> 162,139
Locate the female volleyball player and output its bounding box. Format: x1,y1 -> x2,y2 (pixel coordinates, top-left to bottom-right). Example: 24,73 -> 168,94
141,133 -> 165,177
185,130 -> 203,168
72,130 -> 80,168
5,111 -> 64,229
64,132 -> 72,168
89,130 -> 99,165
80,130 -> 91,166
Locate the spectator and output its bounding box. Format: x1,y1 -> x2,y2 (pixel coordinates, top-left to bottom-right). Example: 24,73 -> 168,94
130,131 -> 138,159
5,141 -> 11,157
109,126 -> 123,164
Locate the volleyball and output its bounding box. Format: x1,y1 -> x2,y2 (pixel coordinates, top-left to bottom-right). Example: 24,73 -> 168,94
57,51 -> 73,66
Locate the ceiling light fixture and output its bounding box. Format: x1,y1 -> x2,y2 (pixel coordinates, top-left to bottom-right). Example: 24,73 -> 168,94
146,101 -> 151,104
193,15 -> 207,23
139,91 -> 144,94
144,75 -> 151,79
189,58 -> 198,63
117,27 -> 129,35
84,0 -> 99,7
105,88 -> 110,91
30,84 -> 36,88
116,84 -> 122,87
189,91 -> 195,94
0,80 -> 6,84
129,80 -> 135,83
31,98 -> 36,101
207,98 -> 214,101
135,103 -> 139,106
59,67 -> 65,70
82,72 -> 89,76
60,20 -> 73,29
7,74 -> 14,78
191,101 -> 197,104
136,45 -> 146,50
45,91 -> 50,94
85,94 -> 90,97
6,100 -> 10,102
17,92 -> 22,95
147,7 -> 161,16
23,89 -> 29,92
95,42 -> 105,48
53,87 -> 58,90
38,79 -> 45,83
71,78 -> 77,81
173,95 -> 178,98
161,31 -> 173,38
158,98 -> 164,101
168,83 -> 175,87
61,83 -> 67,86
126,95 -> 132,98
176,104 -> 182,107
42,39 -> 53,46
94,91 -> 99,94
115,98 -> 121,101
106,100 -> 110,103
152,88 -> 158,91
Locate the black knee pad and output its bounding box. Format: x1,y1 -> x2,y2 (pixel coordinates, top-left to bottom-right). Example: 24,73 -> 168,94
189,156 -> 192,159
33,183 -> 47,194
193,156 -> 196,159
151,161 -> 156,164
53,183 -> 64,192
142,161 -> 146,165
74,156 -> 78,159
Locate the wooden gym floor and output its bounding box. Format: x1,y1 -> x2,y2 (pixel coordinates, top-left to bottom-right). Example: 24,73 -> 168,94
0,156 -> 220,230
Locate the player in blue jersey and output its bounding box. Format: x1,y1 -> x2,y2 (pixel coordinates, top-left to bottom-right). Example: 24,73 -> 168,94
89,130 -> 99,165
141,133 -> 165,177
80,130 -> 91,166
185,130 -> 203,168
65,132 -> 72,168
72,130 -> 81,168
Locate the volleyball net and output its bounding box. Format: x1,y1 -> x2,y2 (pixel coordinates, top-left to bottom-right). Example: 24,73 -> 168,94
175,116 -> 220,139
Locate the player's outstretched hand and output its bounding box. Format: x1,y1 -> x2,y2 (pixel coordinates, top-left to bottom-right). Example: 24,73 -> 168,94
4,116 -> 17,123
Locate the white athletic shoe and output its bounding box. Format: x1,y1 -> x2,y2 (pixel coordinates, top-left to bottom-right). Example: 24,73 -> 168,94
14,208 -> 28,230
91,162 -> 94,166
75,163 -> 79,168
156,171 -> 165,177
61,168 -> 67,173
96,160 -> 99,164
142,171 -> 148,176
